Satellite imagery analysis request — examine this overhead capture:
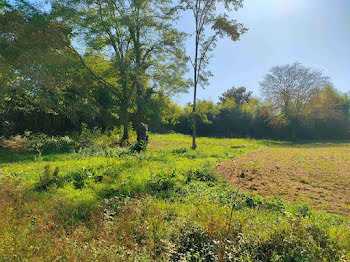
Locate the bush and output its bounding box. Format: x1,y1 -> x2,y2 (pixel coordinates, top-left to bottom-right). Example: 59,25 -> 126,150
172,224 -> 217,262
31,134 -> 76,154
70,169 -> 89,189
35,165 -> 62,191
248,218 -> 342,261
130,140 -> 147,153
185,163 -> 217,183
146,171 -> 178,198
76,124 -> 102,148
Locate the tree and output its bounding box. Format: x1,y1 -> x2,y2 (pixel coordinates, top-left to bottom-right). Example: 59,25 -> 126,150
219,86 -> 252,106
0,1 -> 101,134
259,62 -> 330,137
180,0 -> 247,149
305,85 -> 350,138
176,100 -> 219,134
52,0 -> 189,144
0,0 -> 8,10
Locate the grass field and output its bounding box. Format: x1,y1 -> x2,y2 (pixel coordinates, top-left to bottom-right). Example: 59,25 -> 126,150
218,142 -> 350,217
0,134 -> 350,261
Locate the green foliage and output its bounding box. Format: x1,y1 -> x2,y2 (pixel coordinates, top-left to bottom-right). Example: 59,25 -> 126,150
172,224 -> 217,261
171,148 -> 188,154
185,163 -> 217,183
0,3 -> 103,135
130,140 -> 147,153
146,171 -> 178,198
76,124 -> 102,149
69,169 -> 89,189
51,0 -> 190,142
219,86 -> 252,106
0,134 -> 350,260
30,134 -> 76,154
35,165 -> 62,191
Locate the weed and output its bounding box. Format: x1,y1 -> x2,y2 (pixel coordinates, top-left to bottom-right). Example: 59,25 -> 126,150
35,165 -> 62,191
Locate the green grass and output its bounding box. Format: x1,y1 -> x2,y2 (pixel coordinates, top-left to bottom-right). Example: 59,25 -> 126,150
0,134 -> 349,261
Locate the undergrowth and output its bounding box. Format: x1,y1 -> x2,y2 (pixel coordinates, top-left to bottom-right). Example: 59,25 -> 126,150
0,134 -> 349,261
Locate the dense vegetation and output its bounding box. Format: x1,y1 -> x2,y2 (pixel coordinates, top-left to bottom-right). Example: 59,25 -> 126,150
1,1 -> 349,140
1,0 -> 350,261
1,133 -> 350,261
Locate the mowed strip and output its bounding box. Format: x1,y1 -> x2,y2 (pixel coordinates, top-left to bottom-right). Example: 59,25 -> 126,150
217,144 -> 350,216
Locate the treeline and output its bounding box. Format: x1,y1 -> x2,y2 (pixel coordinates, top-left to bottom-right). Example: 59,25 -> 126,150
1,2 -> 349,140
153,85 -> 350,139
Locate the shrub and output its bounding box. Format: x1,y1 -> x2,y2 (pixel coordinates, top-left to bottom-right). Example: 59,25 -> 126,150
146,171 -> 178,198
77,124 -> 102,148
130,140 -> 147,153
35,165 -> 62,191
249,218 -> 342,261
293,203 -> 312,217
29,134 -> 76,154
172,224 -> 217,262
265,196 -> 286,213
185,163 -> 217,183
71,170 -> 88,189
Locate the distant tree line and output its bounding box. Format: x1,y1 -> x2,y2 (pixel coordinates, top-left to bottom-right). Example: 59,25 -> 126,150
152,63 -> 350,139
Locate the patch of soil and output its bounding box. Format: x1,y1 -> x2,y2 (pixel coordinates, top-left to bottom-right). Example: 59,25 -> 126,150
1,139 -> 29,150
217,147 -> 350,216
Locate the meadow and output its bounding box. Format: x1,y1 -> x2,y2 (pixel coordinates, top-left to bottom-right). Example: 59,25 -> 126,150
0,134 -> 350,261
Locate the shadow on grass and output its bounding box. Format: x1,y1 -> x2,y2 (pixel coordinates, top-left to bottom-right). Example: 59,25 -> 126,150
279,139 -> 350,148
0,148 -> 37,164
0,148 -> 69,165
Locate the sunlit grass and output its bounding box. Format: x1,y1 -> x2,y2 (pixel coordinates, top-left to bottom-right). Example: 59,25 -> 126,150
0,134 -> 349,261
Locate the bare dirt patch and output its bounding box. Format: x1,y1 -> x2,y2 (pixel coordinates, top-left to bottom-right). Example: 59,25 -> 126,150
217,146 -> 350,216
1,139 -> 29,150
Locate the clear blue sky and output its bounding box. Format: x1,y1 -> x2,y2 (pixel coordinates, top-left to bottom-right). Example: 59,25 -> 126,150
174,0 -> 350,105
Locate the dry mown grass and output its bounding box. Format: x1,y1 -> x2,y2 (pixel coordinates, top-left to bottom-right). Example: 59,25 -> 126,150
217,143 -> 350,216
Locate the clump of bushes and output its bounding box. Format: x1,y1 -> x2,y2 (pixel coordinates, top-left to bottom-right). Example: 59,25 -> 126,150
30,134 -> 76,154
4,126 -> 141,155
7,131 -> 77,154
75,145 -> 131,158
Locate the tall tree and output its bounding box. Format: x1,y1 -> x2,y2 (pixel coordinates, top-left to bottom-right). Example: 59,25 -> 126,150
180,0 -> 247,149
0,0 -> 101,134
259,62 -> 330,137
219,86 -> 252,106
305,85 -> 350,138
52,0 -> 189,143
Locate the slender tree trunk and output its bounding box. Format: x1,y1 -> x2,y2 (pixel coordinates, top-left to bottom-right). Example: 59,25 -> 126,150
192,9 -> 199,150
132,22 -> 147,143
192,79 -> 197,149
121,104 -> 129,145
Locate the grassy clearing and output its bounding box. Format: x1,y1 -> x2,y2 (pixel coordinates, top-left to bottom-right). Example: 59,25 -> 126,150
0,134 -> 349,261
218,142 -> 350,216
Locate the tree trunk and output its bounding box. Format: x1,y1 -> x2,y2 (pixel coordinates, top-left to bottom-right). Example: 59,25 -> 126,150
192,11 -> 199,150
192,83 -> 197,150
121,105 -> 129,145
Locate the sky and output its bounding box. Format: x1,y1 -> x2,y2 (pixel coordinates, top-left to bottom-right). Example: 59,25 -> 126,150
18,0 -> 350,106
174,0 -> 350,105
